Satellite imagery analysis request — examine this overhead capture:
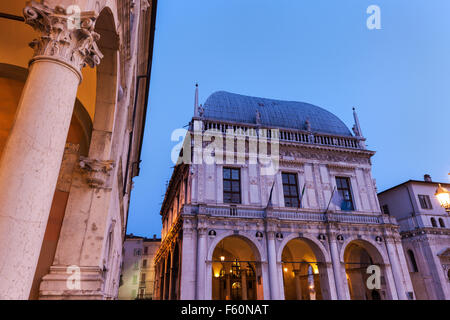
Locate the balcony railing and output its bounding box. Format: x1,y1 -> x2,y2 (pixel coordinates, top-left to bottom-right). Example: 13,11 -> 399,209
200,119 -> 363,150
183,204 -> 391,225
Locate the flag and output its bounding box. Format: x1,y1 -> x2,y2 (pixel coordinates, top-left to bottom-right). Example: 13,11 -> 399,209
330,187 -> 348,210
325,186 -> 344,213
299,184 -> 306,208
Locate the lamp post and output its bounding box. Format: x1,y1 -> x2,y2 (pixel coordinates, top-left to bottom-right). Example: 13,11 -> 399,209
435,183 -> 450,213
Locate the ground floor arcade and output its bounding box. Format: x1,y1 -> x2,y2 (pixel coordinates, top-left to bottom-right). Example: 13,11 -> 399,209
154,216 -> 415,300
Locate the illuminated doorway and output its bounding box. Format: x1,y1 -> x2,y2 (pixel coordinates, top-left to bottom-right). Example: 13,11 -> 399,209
344,241 -> 388,300
281,238 -> 327,300
212,236 -> 262,300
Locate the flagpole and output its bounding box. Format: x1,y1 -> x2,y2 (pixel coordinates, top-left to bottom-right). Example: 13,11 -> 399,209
325,186 -> 336,214
265,173 -> 278,209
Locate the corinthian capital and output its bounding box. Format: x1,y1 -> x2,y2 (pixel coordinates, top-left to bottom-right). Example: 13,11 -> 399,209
23,1 -> 103,81
79,157 -> 115,189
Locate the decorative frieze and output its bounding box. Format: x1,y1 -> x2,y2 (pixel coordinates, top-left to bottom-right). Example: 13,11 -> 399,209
23,1 -> 103,81
280,148 -> 371,165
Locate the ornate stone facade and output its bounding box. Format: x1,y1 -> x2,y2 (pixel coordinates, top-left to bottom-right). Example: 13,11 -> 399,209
0,0 -> 157,299
153,91 -> 415,300
378,179 -> 450,299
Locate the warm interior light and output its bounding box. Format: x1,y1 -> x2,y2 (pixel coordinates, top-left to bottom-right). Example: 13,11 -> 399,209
312,264 -> 319,274
283,267 -> 288,272
214,273 -> 220,278
436,184 -> 450,210
220,256 -> 225,262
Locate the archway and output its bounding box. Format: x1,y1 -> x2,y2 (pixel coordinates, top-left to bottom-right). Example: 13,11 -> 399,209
170,243 -> 180,300
281,238 -> 328,300
344,240 -> 387,300
212,236 -> 263,300
88,7 -> 119,160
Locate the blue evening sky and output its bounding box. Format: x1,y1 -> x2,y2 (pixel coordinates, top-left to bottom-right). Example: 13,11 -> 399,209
127,0 -> 450,238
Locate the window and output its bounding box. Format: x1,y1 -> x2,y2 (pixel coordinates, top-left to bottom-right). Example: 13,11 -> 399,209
134,261 -> 139,270
141,273 -> 146,282
134,248 -> 141,256
418,195 -> 433,209
132,275 -> 137,284
142,259 -> 147,268
223,168 -> 241,204
381,204 -> 390,215
407,250 -> 419,272
439,218 -> 445,228
144,246 -> 148,255
335,177 -> 354,211
282,172 -> 299,208
431,218 -> 437,228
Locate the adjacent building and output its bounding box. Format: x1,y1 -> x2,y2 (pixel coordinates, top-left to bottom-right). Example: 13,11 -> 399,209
118,234 -> 161,300
0,0 -> 157,299
378,175 -> 450,299
153,90 -> 415,300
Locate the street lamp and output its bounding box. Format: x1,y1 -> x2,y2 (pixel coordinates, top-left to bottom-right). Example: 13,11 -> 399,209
435,184 -> 450,213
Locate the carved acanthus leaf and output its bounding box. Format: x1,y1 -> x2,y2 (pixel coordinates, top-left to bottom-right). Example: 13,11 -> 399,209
23,1 -> 103,79
79,157 -> 115,188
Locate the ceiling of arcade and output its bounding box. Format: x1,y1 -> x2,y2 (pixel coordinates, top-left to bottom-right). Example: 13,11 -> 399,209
0,1 -> 97,121
282,239 -> 317,263
213,236 -> 257,262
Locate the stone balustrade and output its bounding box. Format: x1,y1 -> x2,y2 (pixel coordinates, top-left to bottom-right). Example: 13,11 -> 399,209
182,204 -> 391,225
200,119 -> 363,150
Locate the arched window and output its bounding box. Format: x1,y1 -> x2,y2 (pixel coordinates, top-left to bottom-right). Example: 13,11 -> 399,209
431,218 -> 437,228
407,250 -> 419,272
439,218 -> 445,228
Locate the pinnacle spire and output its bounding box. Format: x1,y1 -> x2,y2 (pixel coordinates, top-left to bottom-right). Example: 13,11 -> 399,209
194,83 -> 199,117
352,107 -> 363,137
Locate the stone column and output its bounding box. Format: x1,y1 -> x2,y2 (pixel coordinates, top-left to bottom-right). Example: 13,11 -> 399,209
176,245 -> 182,300
180,221 -> 197,300
241,270 -> 248,300
196,228 -> 207,299
0,2 -> 102,299
162,257 -> 168,300
159,262 -> 164,300
385,237 -> 407,300
168,250 -> 174,300
266,231 -> 280,300
329,237 -> 347,300
294,270 -> 302,300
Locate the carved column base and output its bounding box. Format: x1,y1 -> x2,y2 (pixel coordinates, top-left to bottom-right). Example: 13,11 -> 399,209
39,266 -> 107,300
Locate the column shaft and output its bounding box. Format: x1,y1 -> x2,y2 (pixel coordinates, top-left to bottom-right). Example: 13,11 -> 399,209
266,232 -> 279,300
0,60 -> 79,299
241,271 -> 248,300
385,240 -> 407,300
329,240 -> 346,300
294,272 -> 302,300
196,229 -> 207,299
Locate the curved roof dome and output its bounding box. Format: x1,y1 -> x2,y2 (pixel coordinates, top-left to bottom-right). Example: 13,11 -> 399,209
202,91 -> 353,137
